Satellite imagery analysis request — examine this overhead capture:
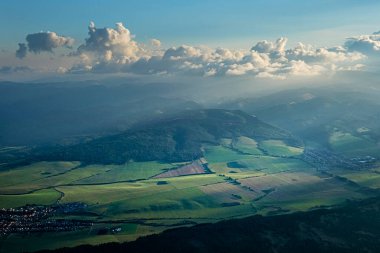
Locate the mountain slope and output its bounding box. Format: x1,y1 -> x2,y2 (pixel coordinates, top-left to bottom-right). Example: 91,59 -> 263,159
33,109 -> 299,164
222,89 -> 380,150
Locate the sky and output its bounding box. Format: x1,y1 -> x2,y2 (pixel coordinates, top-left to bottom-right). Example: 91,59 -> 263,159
1,0 -> 380,81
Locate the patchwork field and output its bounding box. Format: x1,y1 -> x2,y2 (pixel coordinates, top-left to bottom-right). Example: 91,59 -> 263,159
1,141 -> 379,252
154,159 -> 209,178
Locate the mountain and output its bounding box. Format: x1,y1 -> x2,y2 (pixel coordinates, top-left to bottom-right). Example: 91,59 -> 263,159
0,81 -> 201,146
222,88 -> 380,150
31,109 -> 299,164
38,196 -> 380,253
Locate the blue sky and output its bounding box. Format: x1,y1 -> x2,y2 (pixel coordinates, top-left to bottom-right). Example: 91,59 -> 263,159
1,0 -> 380,49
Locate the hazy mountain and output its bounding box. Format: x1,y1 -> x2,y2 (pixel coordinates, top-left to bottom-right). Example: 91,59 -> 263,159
31,109 -> 298,164
0,81 -> 201,146
222,88 -> 380,148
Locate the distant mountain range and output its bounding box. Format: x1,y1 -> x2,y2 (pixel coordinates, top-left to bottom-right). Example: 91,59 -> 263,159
222,88 -> 380,149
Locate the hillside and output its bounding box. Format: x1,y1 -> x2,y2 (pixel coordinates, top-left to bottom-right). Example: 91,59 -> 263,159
222,89 -> 380,157
39,196 -> 380,253
32,109 -> 299,164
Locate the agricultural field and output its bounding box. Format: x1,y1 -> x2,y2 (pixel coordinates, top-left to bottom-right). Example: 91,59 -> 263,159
259,140 -> 304,157
329,168 -> 380,189
329,130 -> 380,158
1,141 -> 379,252
0,189 -> 61,209
231,136 -> 263,155
74,161 -> 173,184
154,159 -> 209,178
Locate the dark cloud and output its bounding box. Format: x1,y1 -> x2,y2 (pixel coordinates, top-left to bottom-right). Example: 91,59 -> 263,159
15,43 -> 27,59
15,31 -> 74,58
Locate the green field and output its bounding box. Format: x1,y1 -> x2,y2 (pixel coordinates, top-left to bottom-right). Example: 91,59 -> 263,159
0,142 -> 378,252
232,136 -> 262,155
329,131 -> 380,158
259,140 -> 304,157
74,161 -> 174,184
203,145 -> 252,163
330,169 -> 380,189
0,189 -> 61,208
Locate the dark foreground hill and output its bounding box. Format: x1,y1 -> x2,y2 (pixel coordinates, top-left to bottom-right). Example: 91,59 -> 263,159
39,196 -> 380,253
32,109 -> 298,164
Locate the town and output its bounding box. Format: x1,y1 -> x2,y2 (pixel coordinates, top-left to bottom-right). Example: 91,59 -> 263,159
0,203 -> 92,237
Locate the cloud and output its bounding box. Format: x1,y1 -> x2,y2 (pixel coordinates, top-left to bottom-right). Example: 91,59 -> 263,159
15,43 -> 27,59
0,66 -> 32,74
125,38 -> 364,79
151,39 -> 161,47
15,31 -> 74,58
76,22 -> 144,64
14,21 -> 372,79
26,32 -> 74,53
345,33 -> 380,54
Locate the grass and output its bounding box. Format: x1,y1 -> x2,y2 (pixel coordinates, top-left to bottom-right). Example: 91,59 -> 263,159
0,161 -> 173,194
333,170 -> 380,189
259,140 -> 303,157
74,161 -> 173,184
234,156 -> 310,174
232,136 -> 262,155
199,182 -> 259,203
0,188 -> 61,208
203,145 -> 253,164
0,161 -> 79,189
249,173 -> 367,212
329,131 -> 380,158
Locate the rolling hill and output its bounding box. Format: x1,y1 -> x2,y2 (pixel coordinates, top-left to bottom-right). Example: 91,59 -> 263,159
31,109 -> 300,164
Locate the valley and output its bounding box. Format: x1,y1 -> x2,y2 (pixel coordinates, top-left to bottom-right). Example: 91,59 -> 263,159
1,123 -> 378,252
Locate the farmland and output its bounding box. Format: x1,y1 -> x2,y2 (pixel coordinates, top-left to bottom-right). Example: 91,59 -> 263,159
0,138 -> 379,252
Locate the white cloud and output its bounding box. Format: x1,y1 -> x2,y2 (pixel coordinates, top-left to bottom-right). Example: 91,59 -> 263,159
151,39 -> 161,47
14,22 -> 373,79
76,22 -> 144,64
345,33 -> 380,54
126,37 -> 364,78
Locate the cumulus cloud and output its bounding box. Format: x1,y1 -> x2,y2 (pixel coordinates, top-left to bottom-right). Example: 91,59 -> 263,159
75,22 -> 144,67
26,32 -> 74,53
15,21 -> 374,79
345,32 -> 380,54
15,31 -> 74,58
125,37 -> 364,79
